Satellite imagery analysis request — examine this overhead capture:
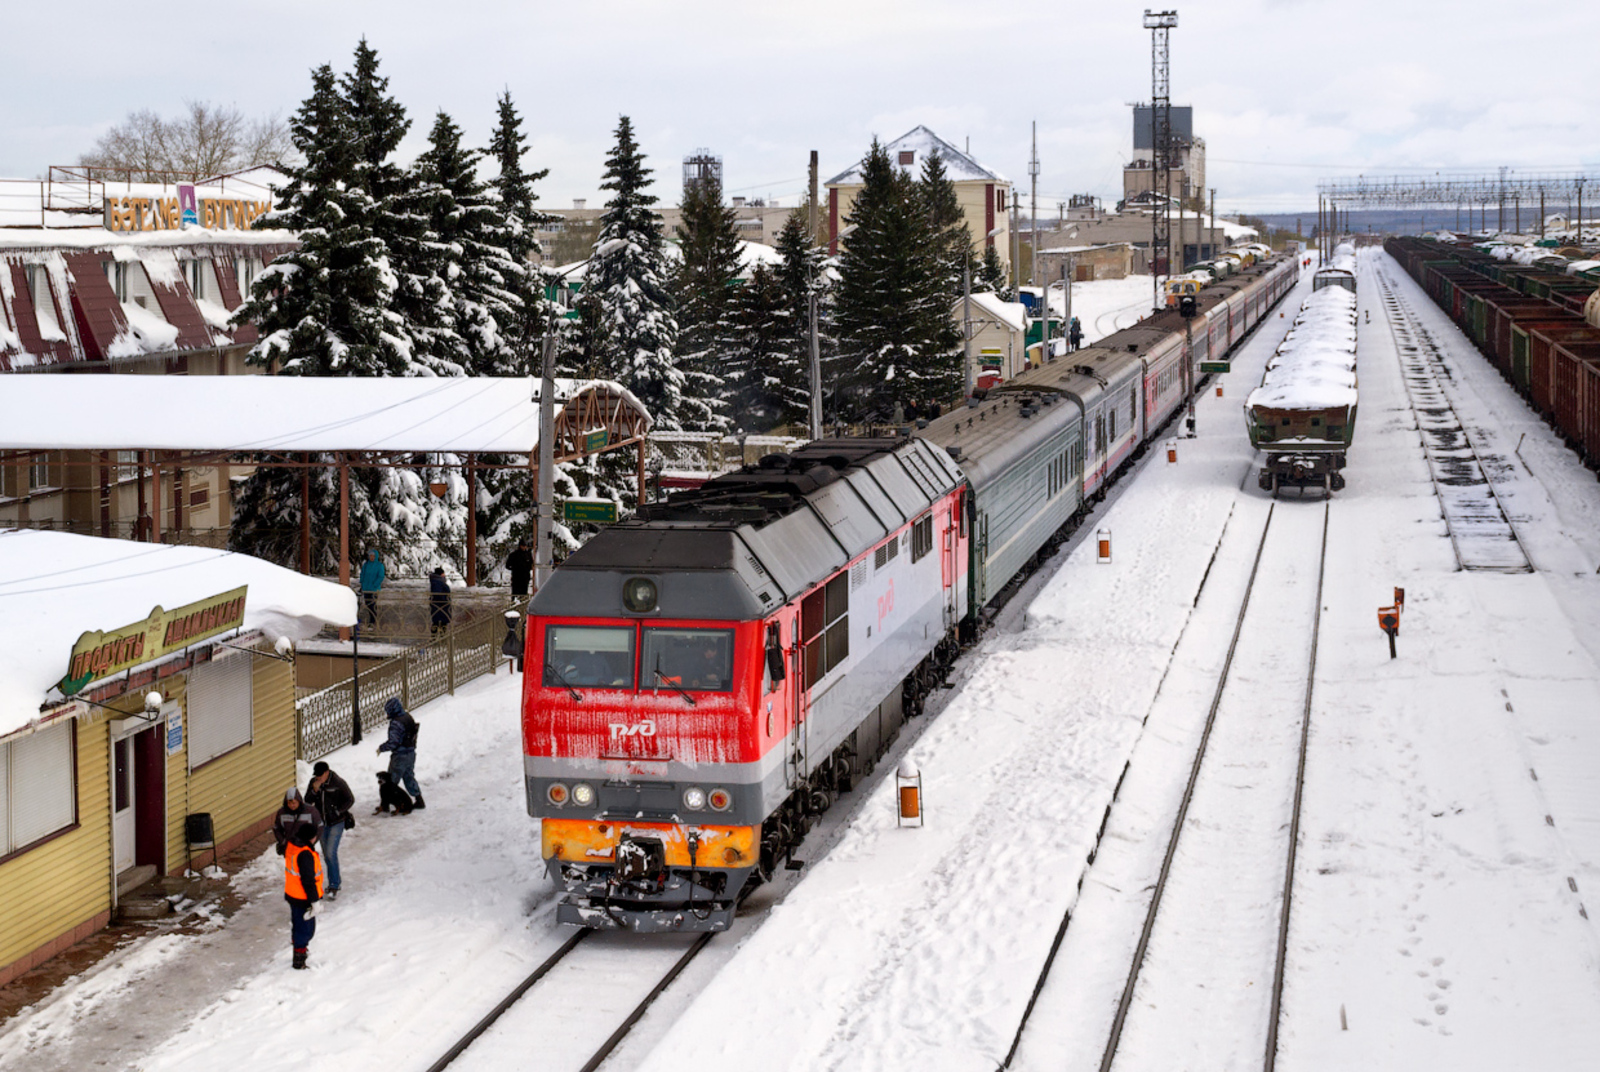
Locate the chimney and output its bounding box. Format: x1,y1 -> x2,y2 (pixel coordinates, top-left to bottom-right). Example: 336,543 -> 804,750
573,199 -> 586,210
732,196 -> 746,208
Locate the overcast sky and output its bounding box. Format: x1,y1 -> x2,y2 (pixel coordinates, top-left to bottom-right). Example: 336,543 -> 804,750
8,0 -> 1597,217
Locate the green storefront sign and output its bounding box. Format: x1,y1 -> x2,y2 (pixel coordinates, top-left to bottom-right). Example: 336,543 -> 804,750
583,429 -> 608,453
563,499 -> 618,525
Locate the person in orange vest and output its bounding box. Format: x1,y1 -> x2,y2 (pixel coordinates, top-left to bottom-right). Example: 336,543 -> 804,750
284,823 -> 325,970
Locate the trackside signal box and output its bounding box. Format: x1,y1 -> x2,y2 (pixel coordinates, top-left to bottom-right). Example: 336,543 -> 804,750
1378,606 -> 1400,659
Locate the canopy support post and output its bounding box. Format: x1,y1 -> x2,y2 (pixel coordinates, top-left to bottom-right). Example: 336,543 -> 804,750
465,454 -> 477,586
338,455 -> 350,642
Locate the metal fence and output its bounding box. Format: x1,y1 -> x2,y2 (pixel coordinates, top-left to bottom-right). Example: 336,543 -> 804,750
294,610 -> 515,760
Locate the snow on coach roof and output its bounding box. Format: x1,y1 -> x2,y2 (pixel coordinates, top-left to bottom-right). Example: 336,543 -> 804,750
0,375 -> 649,453
0,530 -> 355,736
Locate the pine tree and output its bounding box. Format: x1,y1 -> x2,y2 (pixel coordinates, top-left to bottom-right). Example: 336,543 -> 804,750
589,116 -> 717,432
769,210 -> 831,429
228,63 -> 397,570
833,139 -> 962,422
673,174 -> 742,422
731,262 -> 807,430
977,243 -> 1012,300
919,150 -> 975,302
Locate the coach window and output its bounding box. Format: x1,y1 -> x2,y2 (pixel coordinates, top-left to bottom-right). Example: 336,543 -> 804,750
802,572 -> 849,688
643,628 -> 734,692
545,625 -> 635,689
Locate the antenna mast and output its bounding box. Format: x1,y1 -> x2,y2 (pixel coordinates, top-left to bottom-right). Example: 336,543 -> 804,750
1144,9 -> 1178,311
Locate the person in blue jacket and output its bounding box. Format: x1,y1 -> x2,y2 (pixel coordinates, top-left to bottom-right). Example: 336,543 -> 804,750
358,549 -> 385,629
376,697 -> 423,808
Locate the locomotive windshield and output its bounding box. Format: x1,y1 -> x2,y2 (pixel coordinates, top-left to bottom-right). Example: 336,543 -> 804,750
544,625 -> 635,688
641,628 -> 735,693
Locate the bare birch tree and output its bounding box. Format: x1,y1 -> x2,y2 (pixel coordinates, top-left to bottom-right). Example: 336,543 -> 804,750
80,102 -> 293,181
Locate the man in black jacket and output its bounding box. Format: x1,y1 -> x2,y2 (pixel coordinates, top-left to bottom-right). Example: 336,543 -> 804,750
507,538 -> 534,598
273,788 -> 322,856
306,761 -> 355,899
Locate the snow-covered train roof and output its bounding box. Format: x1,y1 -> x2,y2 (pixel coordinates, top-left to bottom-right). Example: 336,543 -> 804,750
0,375 -> 646,453
532,437 -> 964,620
1248,286 -> 1358,411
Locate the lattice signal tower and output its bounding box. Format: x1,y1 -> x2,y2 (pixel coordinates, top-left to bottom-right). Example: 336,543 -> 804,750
1144,9 -> 1178,311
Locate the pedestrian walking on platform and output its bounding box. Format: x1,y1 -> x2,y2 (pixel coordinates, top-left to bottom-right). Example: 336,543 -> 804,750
507,538 -> 533,598
428,567 -> 452,637
306,762 -> 354,899
359,549 -> 385,630
284,824 -> 324,969
273,787 -> 323,857
377,697 -> 424,808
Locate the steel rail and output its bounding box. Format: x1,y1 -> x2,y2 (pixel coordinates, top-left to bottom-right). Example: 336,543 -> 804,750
1096,500 -> 1278,1072
1263,500 -> 1330,1070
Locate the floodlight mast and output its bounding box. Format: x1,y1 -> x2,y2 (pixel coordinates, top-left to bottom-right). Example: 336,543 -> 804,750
1144,10 -> 1178,313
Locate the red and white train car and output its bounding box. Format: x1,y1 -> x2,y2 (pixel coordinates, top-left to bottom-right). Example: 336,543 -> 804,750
522,438 -> 967,931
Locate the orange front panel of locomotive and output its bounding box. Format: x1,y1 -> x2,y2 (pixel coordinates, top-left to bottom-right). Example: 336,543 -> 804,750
542,819 -> 758,869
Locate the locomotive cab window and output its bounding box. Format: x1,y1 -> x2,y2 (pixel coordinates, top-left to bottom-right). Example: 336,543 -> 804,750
544,625 -> 635,689
642,628 -> 734,693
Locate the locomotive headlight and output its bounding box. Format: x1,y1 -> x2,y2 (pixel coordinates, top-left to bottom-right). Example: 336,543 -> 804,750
546,783 -> 569,806
708,788 -> 732,812
683,787 -> 707,811
623,577 -> 658,613
572,782 -> 596,807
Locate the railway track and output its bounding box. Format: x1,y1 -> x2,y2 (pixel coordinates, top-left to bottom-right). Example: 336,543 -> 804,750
1372,258 -> 1533,573
1002,493 -> 1330,1071
424,929 -> 712,1072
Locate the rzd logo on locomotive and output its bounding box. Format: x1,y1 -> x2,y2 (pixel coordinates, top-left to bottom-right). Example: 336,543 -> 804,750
608,719 -> 658,739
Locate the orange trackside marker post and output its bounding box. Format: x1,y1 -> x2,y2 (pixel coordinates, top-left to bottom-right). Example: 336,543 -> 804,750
1167,439 -> 1178,464
897,760 -> 923,827
1097,528 -> 1112,564
1378,606 -> 1400,659
1215,383 -> 1224,397
1394,586 -> 1405,612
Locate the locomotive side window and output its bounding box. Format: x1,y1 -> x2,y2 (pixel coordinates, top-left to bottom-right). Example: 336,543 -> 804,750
911,514 -> 934,562
642,628 -> 735,692
544,625 -> 635,689
802,573 -> 850,688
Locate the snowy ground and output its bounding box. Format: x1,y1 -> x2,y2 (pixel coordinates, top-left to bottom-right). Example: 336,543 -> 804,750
5,251 -> 1600,1071
1049,275 -> 1165,345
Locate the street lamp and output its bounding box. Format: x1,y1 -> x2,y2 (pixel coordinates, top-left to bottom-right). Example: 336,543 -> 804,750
536,241 -> 625,591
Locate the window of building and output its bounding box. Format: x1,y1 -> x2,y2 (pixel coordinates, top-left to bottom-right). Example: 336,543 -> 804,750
103,260 -> 129,302
898,151 -> 915,167
1,722 -> 77,858
25,265 -> 65,343
544,625 -> 635,689
116,450 -> 139,481
186,259 -> 206,301
29,452 -> 53,490
997,190 -> 1006,212
188,487 -> 210,509
187,654 -> 254,768
911,514 -> 934,562
802,572 -> 849,688
642,628 -> 734,693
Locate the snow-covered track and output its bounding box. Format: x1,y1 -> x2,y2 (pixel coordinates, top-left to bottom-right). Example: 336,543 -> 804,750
426,929 -> 711,1072
1373,261 -> 1533,573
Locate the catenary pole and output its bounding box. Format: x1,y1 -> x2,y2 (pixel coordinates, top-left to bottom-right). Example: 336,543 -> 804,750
808,150 -> 822,439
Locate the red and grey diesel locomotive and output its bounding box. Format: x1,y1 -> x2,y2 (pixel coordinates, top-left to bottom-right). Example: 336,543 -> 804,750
522,250 -> 1301,933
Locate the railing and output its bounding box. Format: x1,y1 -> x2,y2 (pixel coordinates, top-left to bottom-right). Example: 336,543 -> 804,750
650,432 -> 804,482
294,608 -> 517,760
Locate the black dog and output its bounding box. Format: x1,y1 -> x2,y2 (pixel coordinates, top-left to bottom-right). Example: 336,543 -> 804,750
374,770 -> 415,815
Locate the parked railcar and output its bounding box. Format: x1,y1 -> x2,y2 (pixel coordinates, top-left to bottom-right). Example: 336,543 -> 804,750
522,250 -> 1305,933
1246,273 -> 1359,494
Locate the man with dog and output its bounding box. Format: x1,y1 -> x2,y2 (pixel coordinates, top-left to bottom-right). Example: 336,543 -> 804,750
376,697 -> 424,809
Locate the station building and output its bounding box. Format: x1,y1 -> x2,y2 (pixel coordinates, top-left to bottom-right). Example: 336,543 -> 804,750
825,126 -> 1012,266
0,529 -> 353,988
0,167 -> 297,545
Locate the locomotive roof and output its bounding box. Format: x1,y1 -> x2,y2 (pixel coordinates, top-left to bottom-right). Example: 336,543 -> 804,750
532,437 -> 964,620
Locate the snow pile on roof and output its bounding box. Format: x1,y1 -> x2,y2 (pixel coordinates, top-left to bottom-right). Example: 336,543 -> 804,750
0,375 -> 651,453
826,126 -> 1008,186
1248,285 -> 1357,410
0,530 -> 356,736
962,291 -> 1026,333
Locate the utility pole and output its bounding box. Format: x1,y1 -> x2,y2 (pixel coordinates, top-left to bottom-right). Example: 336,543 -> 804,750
1010,186 -> 1021,293
1211,188 -> 1217,261
962,260 -> 973,397
1029,121 -> 1040,306
807,150 -> 822,439
1145,9 -> 1178,311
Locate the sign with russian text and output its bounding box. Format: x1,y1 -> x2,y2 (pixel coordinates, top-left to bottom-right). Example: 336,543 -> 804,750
59,586 -> 248,697
166,704 -> 184,755
582,429 -> 609,453
104,195 -> 270,233
177,184 -> 199,227
563,499 -> 618,525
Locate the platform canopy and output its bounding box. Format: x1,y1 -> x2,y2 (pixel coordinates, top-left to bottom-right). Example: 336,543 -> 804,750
0,375 -> 650,453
